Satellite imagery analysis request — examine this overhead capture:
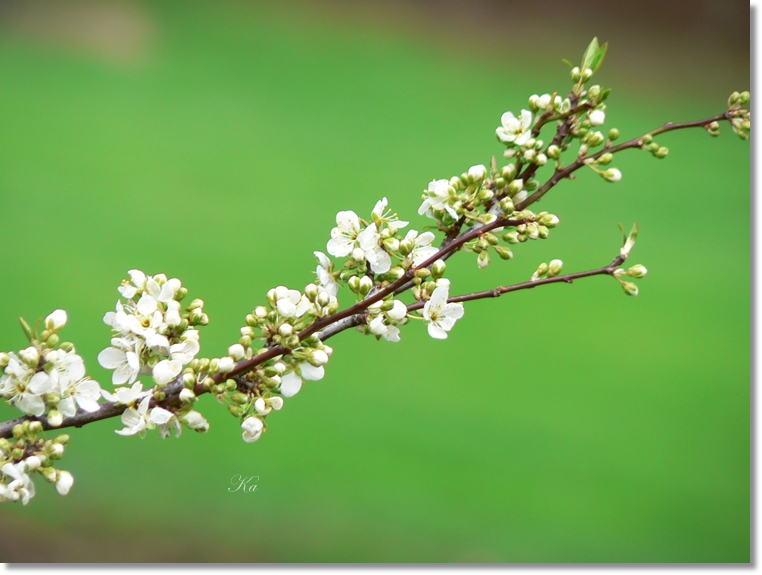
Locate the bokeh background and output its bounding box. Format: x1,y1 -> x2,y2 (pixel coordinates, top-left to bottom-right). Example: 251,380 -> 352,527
0,0 -> 750,563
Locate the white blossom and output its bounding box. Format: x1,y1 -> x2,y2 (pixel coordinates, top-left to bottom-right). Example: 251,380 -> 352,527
314,251 -> 340,297
369,315 -> 401,342
275,288 -> 310,318
418,179 -> 458,220
241,416 -> 264,443
496,109 -> 533,147
115,395 -> 151,436
152,359 -> 184,385
423,285 -> 465,339
387,300 -> 408,321
371,197 -> 409,229
404,230 -> 439,266
55,471 -> 74,496
182,410 -> 209,432
98,341 -> 141,385
327,210 -> 361,257
1,462 -> 35,505
357,225 -> 392,274
149,407 -> 182,438
279,371 -> 303,397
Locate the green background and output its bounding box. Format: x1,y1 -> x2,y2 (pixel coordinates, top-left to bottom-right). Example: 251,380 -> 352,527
0,0 -> 749,563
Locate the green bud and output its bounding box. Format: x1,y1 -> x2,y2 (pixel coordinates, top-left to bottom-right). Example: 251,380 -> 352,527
547,145 -> 561,159
622,281 -> 639,296
507,179 -> 524,196
359,276 -> 373,296
478,188 -> 494,202
494,246 -> 513,260
587,85 -> 601,99
47,333 -> 59,347
11,448 -> 24,460
627,264 -> 648,278
654,146 -> 669,158
348,276 -> 360,293
640,134 -> 653,145
0,352 -> 8,369
59,341 -> 75,352
537,225 -> 549,239
547,259 -> 563,278
286,335 -> 301,349
29,421 -> 43,435
485,233 -> 499,246
415,268 -> 431,280
537,212 -> 560,227
225,379 -> 238,392
399,239 -> 414,256
532,263 -> 549,280
227,404 -> 243,417
607,128 -> 620,141
383,238 -> 400,252
503,231 -> 519,243
431,259 -> 447,279
501,164 -> 517,180
571,66 -> 581,82
12,424 -> 24,439
597,152 -> 613,165
499,197 -> 515,215
55,434 -> 70,444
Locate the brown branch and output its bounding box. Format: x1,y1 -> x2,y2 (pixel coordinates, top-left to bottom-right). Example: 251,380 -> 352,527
516,111 -> 731,211
406,252 -> 627,312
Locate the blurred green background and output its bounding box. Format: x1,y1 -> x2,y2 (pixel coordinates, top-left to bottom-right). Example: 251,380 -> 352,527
0,0 -> 749,563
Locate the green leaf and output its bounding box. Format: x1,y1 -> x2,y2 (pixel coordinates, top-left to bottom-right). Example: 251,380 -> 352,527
19,316 -> 34,343
590,41 -> 608,73
581,37 -> 599,71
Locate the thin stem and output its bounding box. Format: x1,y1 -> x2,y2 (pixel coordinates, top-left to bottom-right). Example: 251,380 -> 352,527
516,111 -> 731,211
406,253 -> 626,312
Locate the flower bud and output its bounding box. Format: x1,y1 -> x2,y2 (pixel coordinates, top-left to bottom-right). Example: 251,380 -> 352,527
507,179 -> 524,196
547,259 -> 563,278
528,94 -> 539,110
228,344 -> 245,361
348,276 -> 360,293
535,153 -> 547,166
494,246 -> 513,260
477,251 -> 490,269
218,357 -> 235,373
467,164 -> 487,182
19,347 -> 39,366
571,66 -> 581,81
254,397 -> 271,415
431,259 -> 446,279
588,109 -> 605,126
47,410 -> 63,428
627,264 -> 648,278
55,471 -> 74,496
597,152 -> 613,165
179,388 -> 196,403
546,145 -> 561,159
45,309 -> 67,331
279,323 -> 293,337
305,283 -> 319,301
188,298 -> 204,310
622,281 -> 639,296
581,68 -> 593,81
359,276 -> 373,296
531,263 -> 549,281
602,168 -> 622,182
50,443 -> 65,459
608,128 -> 620,141
270,397 -> 284,410
25,455 -> 41,471
351,247 -> 365,263
383,238 -> 400,253
653,146 -> 669,158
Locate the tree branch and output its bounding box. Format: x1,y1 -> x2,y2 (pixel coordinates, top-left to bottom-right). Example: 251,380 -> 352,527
405,252 -> 626,312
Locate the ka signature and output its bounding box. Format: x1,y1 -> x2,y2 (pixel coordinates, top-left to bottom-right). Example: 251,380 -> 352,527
228,474 -> 259,493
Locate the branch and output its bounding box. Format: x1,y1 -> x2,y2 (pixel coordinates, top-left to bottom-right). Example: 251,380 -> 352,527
516,111 -> 731,211
405,252 -> 626,312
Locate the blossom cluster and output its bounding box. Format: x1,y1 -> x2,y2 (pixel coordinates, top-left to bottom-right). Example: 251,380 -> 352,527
0,416 -> 74,504
97,270 -> 211,438
1,310 -> 102,424
98,270 -> 204,388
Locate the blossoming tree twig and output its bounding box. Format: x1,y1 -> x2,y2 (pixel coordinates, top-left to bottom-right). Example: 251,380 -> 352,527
0,38 -> 749,505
